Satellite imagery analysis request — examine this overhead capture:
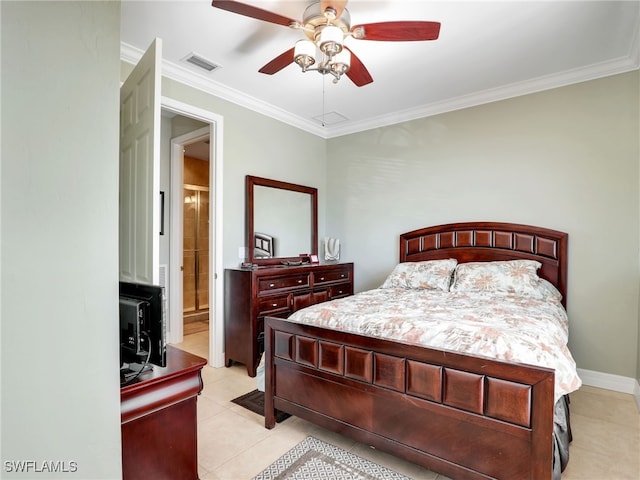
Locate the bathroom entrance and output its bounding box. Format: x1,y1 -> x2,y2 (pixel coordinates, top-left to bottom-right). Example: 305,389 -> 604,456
182,142 -> 210,335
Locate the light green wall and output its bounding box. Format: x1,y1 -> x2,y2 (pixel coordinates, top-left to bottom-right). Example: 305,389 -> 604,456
326,71 -> 640,380
1,1 -> 123,477
157,78 -> 328,268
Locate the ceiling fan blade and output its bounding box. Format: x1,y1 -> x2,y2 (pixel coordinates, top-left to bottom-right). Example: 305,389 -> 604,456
212,1 -> 296,27
352,21 -> 441,41
344,47 -> 373,87
259,48 -> 295,75
321,0 -> 348,20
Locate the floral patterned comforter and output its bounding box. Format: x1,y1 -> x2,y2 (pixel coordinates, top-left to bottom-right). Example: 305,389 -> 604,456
287,288 -> 581,402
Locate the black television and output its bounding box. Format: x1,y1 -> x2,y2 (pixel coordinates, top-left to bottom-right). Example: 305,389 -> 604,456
119,281 -> 167,382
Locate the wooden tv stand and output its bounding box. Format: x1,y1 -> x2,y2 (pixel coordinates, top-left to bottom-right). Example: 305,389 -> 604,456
120,345 -> 207,480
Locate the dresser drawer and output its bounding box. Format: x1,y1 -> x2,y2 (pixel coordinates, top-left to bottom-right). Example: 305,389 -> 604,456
313,268 -> 351,285
329,282 -> 352,299
258,295 -> 290,315
258,274 -> 309,293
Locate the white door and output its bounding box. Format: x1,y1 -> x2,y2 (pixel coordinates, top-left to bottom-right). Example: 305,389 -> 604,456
119,38 -> 162,284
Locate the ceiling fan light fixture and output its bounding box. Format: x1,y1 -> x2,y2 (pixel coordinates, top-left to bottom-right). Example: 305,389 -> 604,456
319,25 -> 343,56
330,49 -> 350,78
212,0 -> 441,87
294,40 -> 316,69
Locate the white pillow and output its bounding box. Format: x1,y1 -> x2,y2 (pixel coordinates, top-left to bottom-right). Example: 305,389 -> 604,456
381,259 -> 457,291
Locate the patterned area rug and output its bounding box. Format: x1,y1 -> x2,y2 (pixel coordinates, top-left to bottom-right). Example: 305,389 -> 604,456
253,436 -> 412,480
231,389 -> 290,423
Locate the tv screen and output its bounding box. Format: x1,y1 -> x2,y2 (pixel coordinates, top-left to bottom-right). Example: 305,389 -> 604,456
119,281 -> 167,370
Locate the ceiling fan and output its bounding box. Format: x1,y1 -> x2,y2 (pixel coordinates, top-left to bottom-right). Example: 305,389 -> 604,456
211,0 -> 441,87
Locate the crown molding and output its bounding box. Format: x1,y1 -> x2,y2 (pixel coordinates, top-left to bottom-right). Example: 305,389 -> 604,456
121,42 -> 326,137
327,55 -> 639,138
122,39 -> 639,140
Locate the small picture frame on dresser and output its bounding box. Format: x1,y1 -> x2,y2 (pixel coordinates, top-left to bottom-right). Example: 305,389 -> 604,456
309,254 -> 319,264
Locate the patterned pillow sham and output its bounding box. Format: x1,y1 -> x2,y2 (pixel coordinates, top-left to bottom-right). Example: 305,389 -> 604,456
528,278 -> 563,303
381,259 -> 458,291
451,260 -> 542,296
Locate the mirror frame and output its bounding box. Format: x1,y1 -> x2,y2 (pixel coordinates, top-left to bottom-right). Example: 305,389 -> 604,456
246,175 -> 318,266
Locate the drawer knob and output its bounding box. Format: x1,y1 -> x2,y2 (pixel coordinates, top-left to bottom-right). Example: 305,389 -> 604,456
338,290 -> 343,294
269,283 -> 275,288
272,303 -> 278,307
320,277 -> 325,281
340,274 -> 345,278
298,279 -> 303,284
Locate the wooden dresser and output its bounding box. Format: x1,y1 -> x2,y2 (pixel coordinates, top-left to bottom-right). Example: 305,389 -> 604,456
224,262 -> 354,376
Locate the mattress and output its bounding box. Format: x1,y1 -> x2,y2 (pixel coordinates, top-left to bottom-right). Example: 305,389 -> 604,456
287,287 -> 582,403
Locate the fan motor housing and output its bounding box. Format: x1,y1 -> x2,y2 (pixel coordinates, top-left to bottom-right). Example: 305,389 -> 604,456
301,2 -> 351,42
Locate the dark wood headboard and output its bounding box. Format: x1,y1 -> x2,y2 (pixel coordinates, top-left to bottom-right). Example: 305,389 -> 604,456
400,222 -> 568,306
254,232 -> 274,259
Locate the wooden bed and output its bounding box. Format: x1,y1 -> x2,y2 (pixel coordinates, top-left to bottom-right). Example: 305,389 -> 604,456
264,222 -> 569,480
254,232 -> 274,258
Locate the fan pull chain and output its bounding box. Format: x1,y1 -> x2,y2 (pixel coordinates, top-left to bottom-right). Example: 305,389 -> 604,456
322,74 -> 327,127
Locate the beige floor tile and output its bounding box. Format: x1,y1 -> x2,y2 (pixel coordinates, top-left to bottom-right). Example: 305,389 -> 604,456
349,442 -> 439,479
570,385 -> 640,427
213,427 -> 310,479
197,394 -> 230,423
199,469 -> 222,480
561,444 -> 637,480
197,464 -> 216,480
200,371 -> 257,407
178,332 -> 209,359
197,409 -> 272,473
570,412 -> 639,460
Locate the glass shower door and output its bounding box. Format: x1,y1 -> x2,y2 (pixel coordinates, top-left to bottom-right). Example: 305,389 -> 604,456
183,186 -> 209,321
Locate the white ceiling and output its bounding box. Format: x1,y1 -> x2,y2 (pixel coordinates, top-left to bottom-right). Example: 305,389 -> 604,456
121,1 -> 640,138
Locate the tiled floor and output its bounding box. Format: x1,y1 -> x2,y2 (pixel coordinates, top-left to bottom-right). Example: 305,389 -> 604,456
176,331 -> 640,480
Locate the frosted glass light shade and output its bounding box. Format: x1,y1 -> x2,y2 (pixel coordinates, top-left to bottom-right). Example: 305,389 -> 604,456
294,40 -> 316,68
319,25 -> 343,55
331,48 -> 351,73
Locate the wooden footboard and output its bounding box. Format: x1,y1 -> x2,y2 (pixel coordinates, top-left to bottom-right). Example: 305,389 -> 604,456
264,316 -> 555,480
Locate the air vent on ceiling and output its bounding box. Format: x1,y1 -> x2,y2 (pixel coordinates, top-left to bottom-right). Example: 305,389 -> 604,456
182,52 -> 221,73
313,111 -> 349,126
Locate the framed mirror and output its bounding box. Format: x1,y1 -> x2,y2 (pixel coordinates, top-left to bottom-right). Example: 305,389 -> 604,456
246,175 -> 318,266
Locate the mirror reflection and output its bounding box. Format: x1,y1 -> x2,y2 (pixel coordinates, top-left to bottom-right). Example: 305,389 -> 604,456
246,176 -> 318,265
254,186 -> 311,258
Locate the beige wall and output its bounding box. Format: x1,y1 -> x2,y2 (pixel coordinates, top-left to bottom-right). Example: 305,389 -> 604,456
326,71 -> 640,380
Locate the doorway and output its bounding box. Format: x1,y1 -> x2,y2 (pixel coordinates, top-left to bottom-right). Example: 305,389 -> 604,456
163,97 -> 224,368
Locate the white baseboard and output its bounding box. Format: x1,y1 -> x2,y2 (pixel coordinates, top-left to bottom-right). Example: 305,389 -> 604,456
578,368 -> 640,411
